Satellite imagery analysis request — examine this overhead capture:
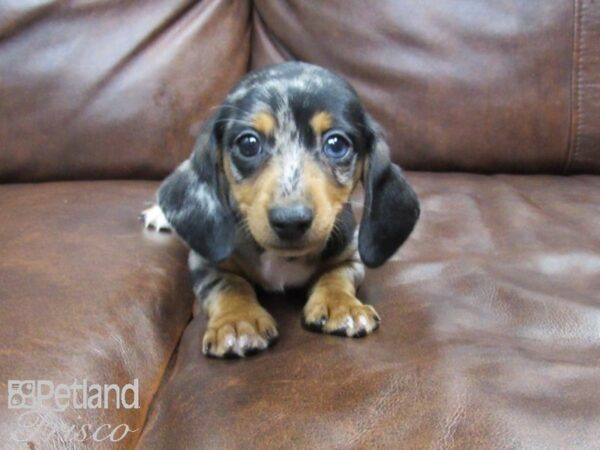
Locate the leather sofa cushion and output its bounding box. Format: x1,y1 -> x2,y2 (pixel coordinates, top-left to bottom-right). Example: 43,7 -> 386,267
0,181 -> 193,449
0,0 -> 251,182
252,0 -> 600,174
137,172 -> 600,449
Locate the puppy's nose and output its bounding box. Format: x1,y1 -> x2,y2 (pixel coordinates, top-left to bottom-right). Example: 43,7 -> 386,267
268,205 -> 313,240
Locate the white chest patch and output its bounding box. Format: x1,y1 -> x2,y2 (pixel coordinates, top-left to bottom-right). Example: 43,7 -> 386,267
257,252 -> 317,291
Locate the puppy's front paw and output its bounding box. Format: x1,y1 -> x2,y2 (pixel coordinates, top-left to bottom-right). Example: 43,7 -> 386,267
203,306 -> 278,358
303,293 -> 380,338
141,204 -> 172,232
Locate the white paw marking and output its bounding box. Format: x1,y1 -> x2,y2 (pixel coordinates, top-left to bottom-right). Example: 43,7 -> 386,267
226,334 -> 268,357
343,316 -> 355,333
237,335 -> 249,350
358,315 -> 369,329
141,204 -> 172,232
224,334 -> 236,349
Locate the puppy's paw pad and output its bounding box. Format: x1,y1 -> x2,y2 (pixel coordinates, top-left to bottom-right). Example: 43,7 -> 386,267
203,310 -> 278,358
141,204 -> 172,232
303,297 -> 379,338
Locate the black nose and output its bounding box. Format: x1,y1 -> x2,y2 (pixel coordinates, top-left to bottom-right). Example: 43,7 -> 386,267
268,205 -> 313,240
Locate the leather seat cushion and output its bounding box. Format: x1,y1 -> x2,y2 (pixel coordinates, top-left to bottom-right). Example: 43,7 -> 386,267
136,172 -> 600,449
0,181 -> 193,449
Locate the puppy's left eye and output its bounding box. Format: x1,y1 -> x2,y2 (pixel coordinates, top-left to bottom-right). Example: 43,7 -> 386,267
235,133 -> 262,158
322,133 -> 352,160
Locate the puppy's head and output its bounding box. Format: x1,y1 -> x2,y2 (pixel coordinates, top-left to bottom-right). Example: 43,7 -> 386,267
159,62 -> 419,267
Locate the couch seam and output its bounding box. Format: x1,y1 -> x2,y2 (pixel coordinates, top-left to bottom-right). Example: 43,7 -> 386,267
128,314 -> 191,450
564,0 -> 583,173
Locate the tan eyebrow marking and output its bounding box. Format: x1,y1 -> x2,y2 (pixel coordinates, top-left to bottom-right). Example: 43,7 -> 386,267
252,112 -> 276,136
310,111 -> 333,135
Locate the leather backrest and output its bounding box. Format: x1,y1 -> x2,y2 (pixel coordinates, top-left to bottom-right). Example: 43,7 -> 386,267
1,1 -> 598,180
252,0 -> 600,173
0,0 -> 251,182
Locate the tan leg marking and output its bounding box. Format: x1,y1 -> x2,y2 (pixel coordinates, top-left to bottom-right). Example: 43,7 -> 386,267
202,275 -> 278,358
303,262 -> 380,337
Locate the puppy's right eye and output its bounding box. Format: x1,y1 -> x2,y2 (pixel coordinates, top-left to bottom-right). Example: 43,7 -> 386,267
235,133 -> 262,158
322,132 -> 352,160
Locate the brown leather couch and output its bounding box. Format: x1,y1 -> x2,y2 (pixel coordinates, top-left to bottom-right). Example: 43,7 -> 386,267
1,1 -> 599,448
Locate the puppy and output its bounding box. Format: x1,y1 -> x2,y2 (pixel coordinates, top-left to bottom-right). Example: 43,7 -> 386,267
143,62 -> 419,358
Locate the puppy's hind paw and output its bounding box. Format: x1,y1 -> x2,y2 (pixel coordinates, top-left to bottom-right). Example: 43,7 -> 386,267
140,204 -> 172,232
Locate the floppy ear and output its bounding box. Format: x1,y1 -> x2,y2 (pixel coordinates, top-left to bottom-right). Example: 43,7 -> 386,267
358,117 -> 420,268
157,117 -> 235,263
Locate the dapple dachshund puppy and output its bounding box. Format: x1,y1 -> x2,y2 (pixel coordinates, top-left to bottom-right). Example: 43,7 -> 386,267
143,62 -> 419,358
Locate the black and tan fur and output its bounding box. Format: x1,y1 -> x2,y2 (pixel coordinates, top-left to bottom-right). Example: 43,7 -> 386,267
143,62 -> 420,358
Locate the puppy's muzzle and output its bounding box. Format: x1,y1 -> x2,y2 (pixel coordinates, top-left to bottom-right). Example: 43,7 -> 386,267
268,205 -> 313,241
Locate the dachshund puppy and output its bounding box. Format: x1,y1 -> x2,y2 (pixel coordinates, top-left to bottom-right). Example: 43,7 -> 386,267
143,62 -> 419,358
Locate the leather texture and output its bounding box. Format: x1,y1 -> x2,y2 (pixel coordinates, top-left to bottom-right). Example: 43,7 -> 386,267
0,182 -> 193,449
137,173 -> 600,449
0,0 -> 251,182
1,1 -> 600,448
252,0 -> 600,174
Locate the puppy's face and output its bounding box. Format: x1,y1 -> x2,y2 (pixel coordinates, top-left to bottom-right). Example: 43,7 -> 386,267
216,65 -> 369,256
158,62 -> 419,266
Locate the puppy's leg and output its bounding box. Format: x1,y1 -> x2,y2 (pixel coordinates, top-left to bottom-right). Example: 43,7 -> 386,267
190,252 -> 278,358
303,259 -> 380,337
141,204 -> 172,232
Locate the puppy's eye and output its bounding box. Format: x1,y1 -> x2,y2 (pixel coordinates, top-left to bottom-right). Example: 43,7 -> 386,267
322,133 -> 352,160
235,133 -> 262,158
